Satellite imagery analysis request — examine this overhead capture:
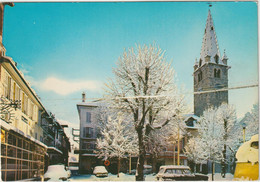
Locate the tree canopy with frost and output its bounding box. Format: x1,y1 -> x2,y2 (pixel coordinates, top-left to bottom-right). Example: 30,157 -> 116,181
194,103 -> 238,180
105,44 -> 185,181
216,103 -> 237,177
96,113 -> 138,177
241,103 -> 259,140
184,137 -> 205,172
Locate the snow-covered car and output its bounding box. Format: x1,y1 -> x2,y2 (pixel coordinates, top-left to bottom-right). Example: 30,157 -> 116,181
68,162 -> 79,176
44,164 -> 71,181
93,166 -> 108,177
156,165 -> 208,181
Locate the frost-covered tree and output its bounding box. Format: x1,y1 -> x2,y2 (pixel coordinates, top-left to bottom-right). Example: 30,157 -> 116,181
184,137 -> 204,172
216,103 -> 237,177
195,103 -> 238,180
96,113 -> 137,177
105,44 -> 185,180
196,107 -> 224,181
242,103 -> 259,140
92,103 -> 110,136
145,128 -> 167,173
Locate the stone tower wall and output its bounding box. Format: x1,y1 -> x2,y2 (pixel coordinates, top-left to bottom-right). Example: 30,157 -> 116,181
194,63 -> 229,116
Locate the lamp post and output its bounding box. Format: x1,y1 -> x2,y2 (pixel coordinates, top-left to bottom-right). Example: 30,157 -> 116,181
177,127 -> 180,166
242,123 -> 246,143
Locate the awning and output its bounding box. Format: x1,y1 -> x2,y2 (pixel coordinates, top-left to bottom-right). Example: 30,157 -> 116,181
82,153 -> 97,157
47,146 -> 63,155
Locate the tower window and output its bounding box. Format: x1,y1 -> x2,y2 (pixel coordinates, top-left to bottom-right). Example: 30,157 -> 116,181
217,69 -> 221,78
214,55 -> 219,64
211,27 -> 214,31
214,69 -> 221,78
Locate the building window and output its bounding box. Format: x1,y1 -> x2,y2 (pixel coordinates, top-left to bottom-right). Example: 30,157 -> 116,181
86,112 -> 91,123
214,54 -> 219,64
22,92 -> 25,113
214,69 -> 221,78
1,129 -> 46,181
82,141 -> 95,150
83,127 -> 94,138
7,76 -> 11,99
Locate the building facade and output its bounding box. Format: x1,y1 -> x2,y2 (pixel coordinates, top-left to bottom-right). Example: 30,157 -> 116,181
77,93 -> 102,174
0,3 -> 70,181
193,10 -> 229,117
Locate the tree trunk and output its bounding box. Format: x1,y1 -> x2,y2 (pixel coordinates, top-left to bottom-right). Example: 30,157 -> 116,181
136,129 -> 145,181
129,155 -> 131,174
117,157 -> 121,178
221,144 -> 226,178
221,119 -> 228,178
152,156 -> 157,173
211,161 -> 215,181
173,144 -> 175,165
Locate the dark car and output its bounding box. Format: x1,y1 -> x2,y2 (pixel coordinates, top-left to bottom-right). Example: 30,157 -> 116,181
156,165 -> 208,181
128,165 -> 152,175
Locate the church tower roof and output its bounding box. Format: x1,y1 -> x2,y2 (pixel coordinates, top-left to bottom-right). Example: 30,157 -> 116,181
199,10 -> 223,66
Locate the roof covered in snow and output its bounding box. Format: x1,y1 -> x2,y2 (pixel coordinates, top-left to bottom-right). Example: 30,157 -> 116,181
198,10 -> 225,67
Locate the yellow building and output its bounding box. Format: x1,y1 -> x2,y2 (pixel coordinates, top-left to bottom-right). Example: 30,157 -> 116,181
0,53 -> 48,181
0,56 -> 45,139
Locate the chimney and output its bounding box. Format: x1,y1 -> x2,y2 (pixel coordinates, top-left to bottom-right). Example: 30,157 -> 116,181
82,92 -> 86,102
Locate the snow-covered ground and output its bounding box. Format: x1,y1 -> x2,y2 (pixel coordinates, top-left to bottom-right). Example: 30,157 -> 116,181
207,173 -> 234,181
70,173 -> 157,181
70,173 -> 234,181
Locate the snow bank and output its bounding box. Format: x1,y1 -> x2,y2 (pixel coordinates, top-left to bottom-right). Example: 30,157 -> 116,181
70,173 -> 157,181
207,173 -> 234,181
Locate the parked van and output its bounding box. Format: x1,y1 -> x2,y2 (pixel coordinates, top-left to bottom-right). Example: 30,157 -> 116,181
234,134 -> 258,180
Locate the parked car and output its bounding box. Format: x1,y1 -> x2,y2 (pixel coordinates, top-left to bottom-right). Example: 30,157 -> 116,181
44,164 -> 71,181
68,162 -> 79,176
143,165 -> 152,174
128,165 -> 152,175
156,165 -> 208,181
93,166 -> 108,177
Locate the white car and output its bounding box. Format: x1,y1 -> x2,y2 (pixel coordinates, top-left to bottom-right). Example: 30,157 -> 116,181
156,165 -> 208,181
44,164 -> 71,181
93,166 -> 108,177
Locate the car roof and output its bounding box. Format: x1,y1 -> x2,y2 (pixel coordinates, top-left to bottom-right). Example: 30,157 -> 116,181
160,165 -> 190,170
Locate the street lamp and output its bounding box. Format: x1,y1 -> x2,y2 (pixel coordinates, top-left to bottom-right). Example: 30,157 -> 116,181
242,123 -> 246,143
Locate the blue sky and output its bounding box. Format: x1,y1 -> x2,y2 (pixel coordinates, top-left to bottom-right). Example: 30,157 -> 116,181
3,2 -> 258,127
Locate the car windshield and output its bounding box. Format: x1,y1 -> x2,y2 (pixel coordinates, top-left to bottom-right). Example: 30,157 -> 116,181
158,168 -> 164,174
165,169 -> 173,174
176,169 -> 182,174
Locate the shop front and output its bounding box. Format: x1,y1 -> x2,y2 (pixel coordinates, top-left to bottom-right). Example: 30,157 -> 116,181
1,124 -> 47,181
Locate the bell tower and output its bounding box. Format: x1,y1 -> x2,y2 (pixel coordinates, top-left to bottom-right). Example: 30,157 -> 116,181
194,10 -> 230,116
